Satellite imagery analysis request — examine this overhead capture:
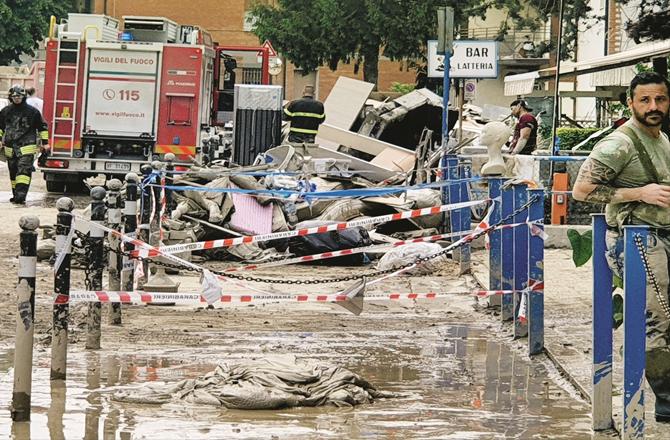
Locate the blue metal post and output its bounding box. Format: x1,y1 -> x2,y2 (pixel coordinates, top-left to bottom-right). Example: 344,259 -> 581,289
501,183 -> 515,321
488,178 -> 503,309
527,189 -> 544,355
458,160 -> 472,273
441,53 -> 451,146
592,214 -> 614,430
622,226 -> 648,439
441,154 -> 459,235
447,155 -> 461,243
513,184 -> 529,338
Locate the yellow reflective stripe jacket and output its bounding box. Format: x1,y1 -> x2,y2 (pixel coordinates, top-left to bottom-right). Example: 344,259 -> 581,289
283,96 -> 326,134
289,127 -> 319,134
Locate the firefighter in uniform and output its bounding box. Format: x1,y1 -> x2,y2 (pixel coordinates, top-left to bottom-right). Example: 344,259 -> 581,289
0,85 -> 49,204
283,85 -> 326,143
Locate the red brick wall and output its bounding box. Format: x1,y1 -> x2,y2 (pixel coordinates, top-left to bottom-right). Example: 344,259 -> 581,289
92,0 -> 260,46
91,0 -> 418,97
316,60 -> 416,98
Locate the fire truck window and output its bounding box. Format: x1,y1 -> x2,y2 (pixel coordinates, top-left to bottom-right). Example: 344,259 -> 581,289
218,54 -> 237,91
167,96 -> 193,126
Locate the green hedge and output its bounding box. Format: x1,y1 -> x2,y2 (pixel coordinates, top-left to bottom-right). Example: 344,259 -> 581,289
556,127 -> 602,151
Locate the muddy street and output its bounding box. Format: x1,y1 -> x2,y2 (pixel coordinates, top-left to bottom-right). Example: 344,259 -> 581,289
0,163 -> 613,439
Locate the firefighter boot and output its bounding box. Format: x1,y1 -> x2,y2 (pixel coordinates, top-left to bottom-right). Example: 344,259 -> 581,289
7,156 -> 18,203
647,348 -> 670,423
12,155 -> 33,204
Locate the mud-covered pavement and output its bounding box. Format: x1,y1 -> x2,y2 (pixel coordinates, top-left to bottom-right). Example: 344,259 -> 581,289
0,163 -> 620,438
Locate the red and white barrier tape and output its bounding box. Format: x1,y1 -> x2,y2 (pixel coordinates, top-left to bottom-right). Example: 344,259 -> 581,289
55,288 -> 541,305
133,199 -> 487,257
56,290 -> 446,305
72,215 -> 202,273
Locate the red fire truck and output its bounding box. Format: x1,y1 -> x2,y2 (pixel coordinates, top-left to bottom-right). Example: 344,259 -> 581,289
40,13 -> 271,192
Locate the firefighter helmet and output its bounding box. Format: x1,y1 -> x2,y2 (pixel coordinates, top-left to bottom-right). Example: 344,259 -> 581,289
8,84 -> 26,100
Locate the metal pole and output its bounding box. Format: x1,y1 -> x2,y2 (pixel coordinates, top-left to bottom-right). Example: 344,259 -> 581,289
122,173 -> 139,294
513,183 -> 529,339
50,197 -> 74,381
86,186 -> 106,350
550,0 -> 565,156
106,179 -> 123,325
441,53 -> 452,149
591,214 -> 614,430
11,215 -> 39,421
458,159 -> 472,274
527,188 -> 544,355
500,183 -> 515,321
151,160 -> 164,241
488,178 -> 504,309
622,225 -> 648,439
458,79 -> 464,144
138,164 -> 153,287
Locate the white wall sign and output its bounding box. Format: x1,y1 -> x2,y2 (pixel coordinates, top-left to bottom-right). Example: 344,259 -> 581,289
427,40 -> 499,79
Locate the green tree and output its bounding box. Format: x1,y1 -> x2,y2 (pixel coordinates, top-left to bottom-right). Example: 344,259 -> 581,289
619,0 -> 670,43
0,0 -> 78,65
250,0 -> 600,87
251,0 -> 494,87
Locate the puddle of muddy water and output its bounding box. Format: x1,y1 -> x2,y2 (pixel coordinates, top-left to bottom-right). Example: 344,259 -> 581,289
0,326 -> 606,439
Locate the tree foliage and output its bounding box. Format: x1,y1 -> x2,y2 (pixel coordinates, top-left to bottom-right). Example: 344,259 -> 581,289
0,0 -> 77,65
251,0 -> 492,85
620,0 -> 670,43
505,0 -> 595,61
250,0 -> 599,86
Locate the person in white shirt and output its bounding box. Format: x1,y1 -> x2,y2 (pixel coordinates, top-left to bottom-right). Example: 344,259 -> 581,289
26,87 -> 43,114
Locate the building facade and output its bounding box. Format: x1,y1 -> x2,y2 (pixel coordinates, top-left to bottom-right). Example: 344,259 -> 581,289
90,0 -> 416,100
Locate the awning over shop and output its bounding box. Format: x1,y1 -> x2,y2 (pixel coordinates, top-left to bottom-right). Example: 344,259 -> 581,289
503,71 -> 539,96
504,40 -> 670,96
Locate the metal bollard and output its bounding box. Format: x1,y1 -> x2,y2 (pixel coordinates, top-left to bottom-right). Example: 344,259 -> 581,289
85,186 -> 106,350
106,179 -> 123,325
591,214 -> 614,430
487,177 -> 504,309
50,197 -> 74,380
11,215 -> 39,421
500,182 -> 514,321
121,173 -> 139,294
527,188 -> 544,355
512,183 -> 528,339
622,225 -> 648,439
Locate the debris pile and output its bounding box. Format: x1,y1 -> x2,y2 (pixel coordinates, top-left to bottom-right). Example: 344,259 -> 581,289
156,78 -> 470,268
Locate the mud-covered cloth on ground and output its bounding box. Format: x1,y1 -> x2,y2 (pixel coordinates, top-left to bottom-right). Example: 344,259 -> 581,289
377,242 -> 447,275
111,356 -> 397,409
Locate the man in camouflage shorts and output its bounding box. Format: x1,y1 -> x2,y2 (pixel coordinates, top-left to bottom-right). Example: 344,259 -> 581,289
574,71 -> 670,423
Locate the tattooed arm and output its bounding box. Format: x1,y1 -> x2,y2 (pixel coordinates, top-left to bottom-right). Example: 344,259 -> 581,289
573,157 -> 670,207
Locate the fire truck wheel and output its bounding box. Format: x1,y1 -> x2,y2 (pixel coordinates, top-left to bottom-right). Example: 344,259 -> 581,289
46,180 -> 67,193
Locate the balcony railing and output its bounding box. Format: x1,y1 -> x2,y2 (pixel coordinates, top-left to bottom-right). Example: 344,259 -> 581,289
459,25 -> 552,60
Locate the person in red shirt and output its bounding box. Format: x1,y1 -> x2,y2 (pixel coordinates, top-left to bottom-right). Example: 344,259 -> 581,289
509,99 -> 538,155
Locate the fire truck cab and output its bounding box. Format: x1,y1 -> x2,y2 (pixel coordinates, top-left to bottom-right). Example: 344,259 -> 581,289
40,13 -> 271,192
